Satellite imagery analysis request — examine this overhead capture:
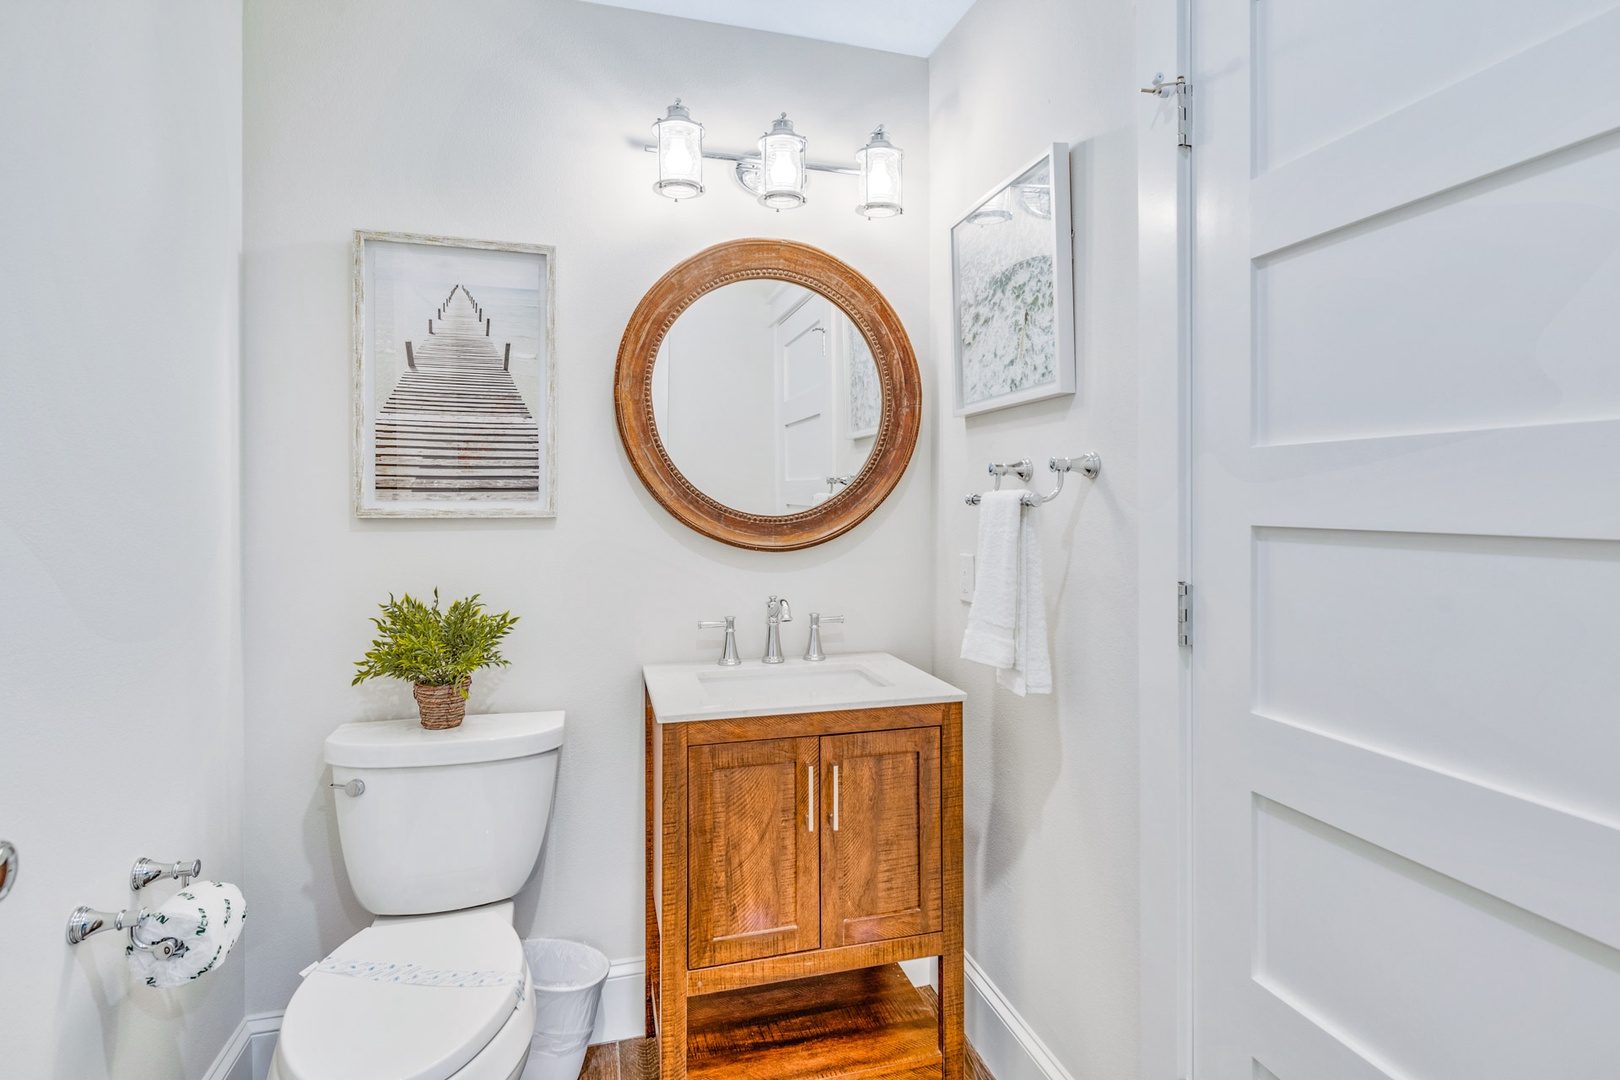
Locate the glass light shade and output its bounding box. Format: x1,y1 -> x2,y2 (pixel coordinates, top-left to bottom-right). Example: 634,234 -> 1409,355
965,187 -> 1014,225
855,126 -> 903,218
757,114 -> 807,210
653,100 -> 704,200
1017,182 -> 1052,219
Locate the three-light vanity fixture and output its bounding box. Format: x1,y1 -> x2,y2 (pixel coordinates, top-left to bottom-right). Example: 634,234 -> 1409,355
650,99 -> 903,218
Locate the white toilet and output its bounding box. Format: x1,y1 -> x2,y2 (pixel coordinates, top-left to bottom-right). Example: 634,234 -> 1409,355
269,711 -> 566,1080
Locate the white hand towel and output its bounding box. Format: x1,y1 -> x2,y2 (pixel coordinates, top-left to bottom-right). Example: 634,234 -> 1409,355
960,491 -> 1052,695
127,880 -> 246,989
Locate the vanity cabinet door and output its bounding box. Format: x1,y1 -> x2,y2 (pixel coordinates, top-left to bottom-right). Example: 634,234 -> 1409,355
820,727 -> 942,947
687,736 -> 822,968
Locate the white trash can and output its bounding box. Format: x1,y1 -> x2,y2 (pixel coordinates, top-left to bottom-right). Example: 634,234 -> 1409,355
520,938 -> 610,1080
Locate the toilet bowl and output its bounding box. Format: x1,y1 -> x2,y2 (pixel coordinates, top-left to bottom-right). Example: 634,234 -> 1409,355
269,712 -> 565,1080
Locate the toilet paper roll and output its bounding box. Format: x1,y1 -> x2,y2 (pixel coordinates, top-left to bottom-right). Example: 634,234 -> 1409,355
127,881 -> 246,989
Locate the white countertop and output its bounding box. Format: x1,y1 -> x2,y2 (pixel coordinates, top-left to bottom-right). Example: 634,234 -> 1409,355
643,652 -> 965,723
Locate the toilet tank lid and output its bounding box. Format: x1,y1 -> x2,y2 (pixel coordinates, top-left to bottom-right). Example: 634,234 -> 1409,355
325,711 -> 565,769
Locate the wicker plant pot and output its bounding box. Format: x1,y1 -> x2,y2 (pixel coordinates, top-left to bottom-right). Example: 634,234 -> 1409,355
413,679 -> 471,730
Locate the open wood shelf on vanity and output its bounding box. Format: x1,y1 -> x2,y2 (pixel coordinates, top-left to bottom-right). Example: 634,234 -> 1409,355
646,693 -> 965,1080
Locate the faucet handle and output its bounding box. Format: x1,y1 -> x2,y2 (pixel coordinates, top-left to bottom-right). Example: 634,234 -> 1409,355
803,613 -> 844,662
698,616 -> 741,666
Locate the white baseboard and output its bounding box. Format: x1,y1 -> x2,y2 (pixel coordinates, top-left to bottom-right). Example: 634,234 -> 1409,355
201,1012 -> 282,1080
963,952 -> 1076,1080
592,958 -> 647,1045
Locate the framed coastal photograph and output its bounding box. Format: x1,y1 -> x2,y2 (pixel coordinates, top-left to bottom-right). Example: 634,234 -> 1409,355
353,231 -> 556,518
950,143 -> 1074,416
845,319 -> 881,439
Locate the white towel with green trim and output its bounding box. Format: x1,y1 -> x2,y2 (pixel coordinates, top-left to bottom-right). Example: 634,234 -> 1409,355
127,880 -> 247,989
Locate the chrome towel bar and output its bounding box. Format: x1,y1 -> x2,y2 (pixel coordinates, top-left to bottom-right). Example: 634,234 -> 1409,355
966,453 -> 1100,506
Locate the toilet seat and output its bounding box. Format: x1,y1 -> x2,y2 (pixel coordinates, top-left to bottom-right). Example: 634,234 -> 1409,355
273,905 -> 533,1080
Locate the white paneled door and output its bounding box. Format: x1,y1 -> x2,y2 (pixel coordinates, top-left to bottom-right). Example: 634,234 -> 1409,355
774,293 -> 835,513
1191,3 -> 1620,1077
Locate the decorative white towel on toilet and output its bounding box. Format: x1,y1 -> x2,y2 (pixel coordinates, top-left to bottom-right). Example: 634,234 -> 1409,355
127,880 -> 246,989
960,490 -> 1051,696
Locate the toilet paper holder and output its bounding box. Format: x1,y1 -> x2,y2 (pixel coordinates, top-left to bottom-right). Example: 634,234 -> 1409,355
65,856 -> 201,953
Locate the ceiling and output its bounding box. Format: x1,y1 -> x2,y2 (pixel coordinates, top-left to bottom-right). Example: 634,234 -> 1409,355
576,0 -> 976,57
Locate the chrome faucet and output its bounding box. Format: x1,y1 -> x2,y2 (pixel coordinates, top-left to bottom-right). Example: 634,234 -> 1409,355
763,595 -> 793,664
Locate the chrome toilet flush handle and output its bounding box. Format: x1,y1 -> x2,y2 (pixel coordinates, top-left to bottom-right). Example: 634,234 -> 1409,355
329,779 -> 366,798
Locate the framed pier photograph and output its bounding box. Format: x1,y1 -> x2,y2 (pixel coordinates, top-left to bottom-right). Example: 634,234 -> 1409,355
352,230 -> 556,518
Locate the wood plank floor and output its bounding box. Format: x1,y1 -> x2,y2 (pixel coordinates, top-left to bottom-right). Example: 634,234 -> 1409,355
580,984 -> 993,1080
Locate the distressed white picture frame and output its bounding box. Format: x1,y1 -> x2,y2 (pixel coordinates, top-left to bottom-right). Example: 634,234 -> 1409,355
845,318 -> 881,440
353,230 -> 557,518
950,143 -> 1075,416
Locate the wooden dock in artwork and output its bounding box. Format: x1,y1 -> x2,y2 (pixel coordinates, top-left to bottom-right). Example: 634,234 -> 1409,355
375,285 -> 539,500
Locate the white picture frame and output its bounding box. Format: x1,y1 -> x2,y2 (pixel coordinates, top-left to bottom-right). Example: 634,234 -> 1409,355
950,143 -> 1075,416
845,318 -> 881,440
352,230 -> 556,518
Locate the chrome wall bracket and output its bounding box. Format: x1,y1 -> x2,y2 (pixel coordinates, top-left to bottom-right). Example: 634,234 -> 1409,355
66,905 -> 188,958
131,857 -> 201,892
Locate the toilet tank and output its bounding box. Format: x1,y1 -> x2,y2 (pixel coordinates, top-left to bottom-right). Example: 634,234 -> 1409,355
324,711 -> 565,916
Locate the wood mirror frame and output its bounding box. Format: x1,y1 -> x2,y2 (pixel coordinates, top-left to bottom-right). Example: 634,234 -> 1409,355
615,239 -> 921,551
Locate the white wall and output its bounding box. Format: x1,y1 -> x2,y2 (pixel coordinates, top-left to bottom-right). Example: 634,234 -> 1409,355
242,0 -> 931,1015
928,0 -> 1142,1076
0,2 -> 246,1078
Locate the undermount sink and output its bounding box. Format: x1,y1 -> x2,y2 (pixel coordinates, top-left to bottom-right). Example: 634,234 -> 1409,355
643,652 -> 964,722
696,662 -> 887,702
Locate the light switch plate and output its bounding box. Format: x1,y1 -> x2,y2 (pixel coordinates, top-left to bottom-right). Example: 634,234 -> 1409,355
959,553 -> 975,602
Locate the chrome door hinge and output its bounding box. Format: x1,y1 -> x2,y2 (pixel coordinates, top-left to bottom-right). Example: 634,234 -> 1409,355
1141,73 -> 1191,150
1177,581 -> 1193,647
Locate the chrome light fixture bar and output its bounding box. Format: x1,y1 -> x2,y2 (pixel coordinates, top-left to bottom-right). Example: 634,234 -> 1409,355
644,100 -> 901,218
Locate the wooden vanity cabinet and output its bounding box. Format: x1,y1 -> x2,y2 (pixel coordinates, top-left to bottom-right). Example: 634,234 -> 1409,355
647,698 -> 964,1080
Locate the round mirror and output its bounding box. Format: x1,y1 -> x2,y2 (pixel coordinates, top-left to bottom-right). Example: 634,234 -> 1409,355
616,240 -> 920,550
651,280 -> 880,516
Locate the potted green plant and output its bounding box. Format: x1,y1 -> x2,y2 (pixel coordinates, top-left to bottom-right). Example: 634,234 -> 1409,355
351,590 -> 519,730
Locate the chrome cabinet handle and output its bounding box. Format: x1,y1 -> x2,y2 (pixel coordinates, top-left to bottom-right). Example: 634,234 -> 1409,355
832,765 -> 840,832
0,840 -> 16,902
807,765 -> 815,833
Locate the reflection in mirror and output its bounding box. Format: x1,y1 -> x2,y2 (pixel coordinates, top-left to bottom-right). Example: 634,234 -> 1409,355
650,281 -> 880,517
